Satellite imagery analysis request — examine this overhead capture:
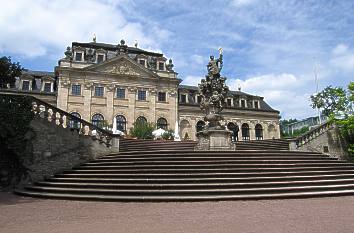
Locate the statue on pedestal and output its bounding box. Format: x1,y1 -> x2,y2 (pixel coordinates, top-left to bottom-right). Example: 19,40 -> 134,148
195,48 -> 234,151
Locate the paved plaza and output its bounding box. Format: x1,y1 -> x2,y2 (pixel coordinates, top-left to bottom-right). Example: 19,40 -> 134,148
1,192 -> 354,233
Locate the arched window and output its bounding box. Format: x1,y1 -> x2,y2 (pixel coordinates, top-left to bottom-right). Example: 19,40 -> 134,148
157,118 -> 168,130
116,115 -> 126,132
92,113 -> 104,128
68,112 -> 81,130
241,123 -> 250,141
136,116 -> 147,124
196,120 -> 206,132
255,124 -> 263,140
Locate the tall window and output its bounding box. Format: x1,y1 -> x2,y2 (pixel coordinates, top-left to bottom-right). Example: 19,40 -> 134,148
22,80 -> 30,91
197,95 -> 202,104
139,59 -> 146,66
241,123 -> 250,141
241,99 -> 246,108
97,54 -> 104,63
116,88 -> 125,99
92,114 -> 104,128
158,62 -> 164,71
75,52 -> 83,61
158,92 -> 166,102
196,121 -> 206,132
138,90 -> 146,101
157,118 -> 168,130
254,101 -> 259,109
94,86 -> 104,97
116,115 -> 127,132
43,83 -> 51,92
255,124 -> 263,140
72,84 -> 81,96
227,99 -> 232,107
136,116 -> 147,124
180,94 -> 186,103
68,112 -> 81,130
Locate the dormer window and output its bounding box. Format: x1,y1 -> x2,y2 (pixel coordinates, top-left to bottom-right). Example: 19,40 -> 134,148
158,62 -> 164,71
254,101 -> 259,109
139,59 -> 146,67
97,54 -> 104,63
22,80 -> 30,91
75,52 -> 83,61
241,99 -> 246,108
227,98 -> 232,107
197,95 -> 202,104
180,94 -> 186,103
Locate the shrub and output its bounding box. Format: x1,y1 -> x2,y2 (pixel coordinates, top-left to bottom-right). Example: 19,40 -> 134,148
129,121 -> 155,139
162,129 -> 174,140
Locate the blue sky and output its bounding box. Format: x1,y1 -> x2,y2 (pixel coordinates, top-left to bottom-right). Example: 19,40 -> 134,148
1,0 -> 353,119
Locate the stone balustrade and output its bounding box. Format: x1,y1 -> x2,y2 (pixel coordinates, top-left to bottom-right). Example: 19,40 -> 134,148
288,121 -> 332,149
1,93 -> 120,147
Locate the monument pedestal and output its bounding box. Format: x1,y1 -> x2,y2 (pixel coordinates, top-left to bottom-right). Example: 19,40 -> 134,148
195,129 -> 236,151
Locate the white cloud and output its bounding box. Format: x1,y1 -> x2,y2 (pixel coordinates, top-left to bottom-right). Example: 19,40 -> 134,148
228,73 -> 317,119
330,44 -> 354,72
181,75 -> 202,86
191,55 -> 205,65
0,0 -> 170,58
231,0 -> 256,8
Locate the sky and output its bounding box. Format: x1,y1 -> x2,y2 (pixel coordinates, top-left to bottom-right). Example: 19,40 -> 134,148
0,0 -> 353,120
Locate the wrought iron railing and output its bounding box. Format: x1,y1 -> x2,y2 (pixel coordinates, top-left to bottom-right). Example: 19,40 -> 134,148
0,93 -> 119,146
288,121 -> 332,148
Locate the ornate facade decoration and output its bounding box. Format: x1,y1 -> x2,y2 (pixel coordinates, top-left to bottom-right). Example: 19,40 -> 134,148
103,62 -> 141,76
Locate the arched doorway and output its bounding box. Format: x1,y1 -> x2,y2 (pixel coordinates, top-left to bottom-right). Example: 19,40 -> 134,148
227,122 -> 236,130
157,118 -> 168,130
241,123 -> 250,141
115,115 -> 127,132
196,120 -> 206,132
255,124 -> 263,140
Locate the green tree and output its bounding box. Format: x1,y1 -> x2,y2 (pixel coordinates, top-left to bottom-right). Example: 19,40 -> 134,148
310,86 -> 350,117
129,121 -> 155,139
0,56 -> 23,88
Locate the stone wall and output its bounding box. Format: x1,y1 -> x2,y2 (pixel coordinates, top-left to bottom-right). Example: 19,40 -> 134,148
289,125 -> 349,161
21,116 -> 113,185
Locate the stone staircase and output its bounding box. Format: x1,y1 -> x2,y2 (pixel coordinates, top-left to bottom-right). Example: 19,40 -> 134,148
15,142 -> 354,201
236,139 -> 289,150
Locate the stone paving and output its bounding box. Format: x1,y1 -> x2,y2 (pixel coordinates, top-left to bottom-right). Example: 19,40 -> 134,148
1,192 -> 354,233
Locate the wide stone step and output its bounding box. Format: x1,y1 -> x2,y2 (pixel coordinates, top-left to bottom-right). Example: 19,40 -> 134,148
69,166 -> 354,174
54,169 -> 354,179
46,173 -> 354,184
22,183 -> 354,196
14,189 -> 354,201
34,178 -> 354,190
97,156 -> 336,162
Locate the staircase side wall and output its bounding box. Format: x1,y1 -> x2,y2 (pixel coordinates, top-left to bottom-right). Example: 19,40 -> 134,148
22,116 -> 112,185
290,126 -> 349,160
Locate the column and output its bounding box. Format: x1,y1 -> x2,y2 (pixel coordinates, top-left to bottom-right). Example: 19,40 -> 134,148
57,77 -> 69,111
149,89 -> 157,123
127,87 -> 136,129
82,82 -> 93,122
106,85 -> 115,125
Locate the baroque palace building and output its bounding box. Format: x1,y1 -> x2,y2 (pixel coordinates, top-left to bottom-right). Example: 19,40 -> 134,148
6,39 -> 281,141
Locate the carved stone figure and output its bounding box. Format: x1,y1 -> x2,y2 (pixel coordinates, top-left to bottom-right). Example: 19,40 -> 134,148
64,46 -> 72,60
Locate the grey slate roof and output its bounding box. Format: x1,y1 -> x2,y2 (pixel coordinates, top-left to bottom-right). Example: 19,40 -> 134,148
178,84 -> 278,112
23,70 -> 55,77
72,42 -> 163,57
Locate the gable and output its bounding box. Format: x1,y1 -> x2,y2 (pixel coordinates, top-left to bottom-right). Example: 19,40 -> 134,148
83,55 -> 158,78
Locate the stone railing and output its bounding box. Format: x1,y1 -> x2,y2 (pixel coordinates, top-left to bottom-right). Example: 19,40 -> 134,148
288,121 -> 333,149
0,93 -> 120,147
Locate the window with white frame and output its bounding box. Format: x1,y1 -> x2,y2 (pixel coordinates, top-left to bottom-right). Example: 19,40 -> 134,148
254,100 -> 259,109
43,82 -> 52,92
116,88 -> 125,99
72,84 -> 81,96
137,90 -> 146,101
158,62 -> 164,71
94,86 -> 104,97
97,54 -> 104,63
75,52 -> 83,61
22,80 -> 30,91
241,99 -> 246,108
